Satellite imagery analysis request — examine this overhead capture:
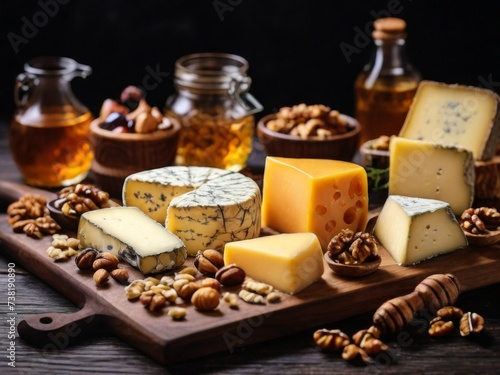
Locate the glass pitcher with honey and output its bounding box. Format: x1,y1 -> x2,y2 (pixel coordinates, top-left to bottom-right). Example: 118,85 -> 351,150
9,56 -> 94,187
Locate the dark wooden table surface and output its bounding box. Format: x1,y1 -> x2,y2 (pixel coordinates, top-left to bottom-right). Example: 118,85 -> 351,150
1,118 -> 499,375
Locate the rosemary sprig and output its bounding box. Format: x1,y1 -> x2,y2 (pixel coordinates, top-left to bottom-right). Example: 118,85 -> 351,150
366,167 -> 389,191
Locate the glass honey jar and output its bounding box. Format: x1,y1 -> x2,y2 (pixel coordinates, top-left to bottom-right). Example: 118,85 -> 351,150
165,53 -> 262,171
9,56 -> 94,187
354,18 -> 421,145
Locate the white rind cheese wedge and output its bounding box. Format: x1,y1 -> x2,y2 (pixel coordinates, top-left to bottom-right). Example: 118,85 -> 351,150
389,136 -> 474,216
78,207 -> 187,274
224,232 -> 324,294
123,166 -> 261,256
399,80 -> 500,161
373,195 -> 467,266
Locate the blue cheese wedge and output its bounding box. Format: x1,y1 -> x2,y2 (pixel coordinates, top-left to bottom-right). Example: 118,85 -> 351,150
123,166 -> 261,256
373,195 -> 468,266
77,207 -> 187,274
399,80 -> 500,161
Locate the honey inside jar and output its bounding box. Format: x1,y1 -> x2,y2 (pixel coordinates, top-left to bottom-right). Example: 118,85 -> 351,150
169,109 -> 254,171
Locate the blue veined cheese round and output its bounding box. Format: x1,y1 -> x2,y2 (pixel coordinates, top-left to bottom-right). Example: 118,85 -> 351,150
123,166 -> 262,256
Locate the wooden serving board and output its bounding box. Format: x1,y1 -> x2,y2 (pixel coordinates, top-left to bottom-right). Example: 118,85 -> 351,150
1,181 -> 500,365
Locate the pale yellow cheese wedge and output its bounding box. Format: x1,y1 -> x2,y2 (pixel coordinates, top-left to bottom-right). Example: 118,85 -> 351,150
224,232 -> 324,294
373,195 -> 467,266
261,157 -> 368,251
399,80 -> 500,161
389,136 -> 474,216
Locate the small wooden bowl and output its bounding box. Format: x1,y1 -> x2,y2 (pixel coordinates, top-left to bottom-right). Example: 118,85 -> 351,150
465,229 -> 500,247
89,118 -> 181,198
324,252 -> 381,278
257,114 -> 361,162
359,138 -> 390,170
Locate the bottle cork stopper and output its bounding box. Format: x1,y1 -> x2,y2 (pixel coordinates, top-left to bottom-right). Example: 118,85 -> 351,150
372,17 -> 407,40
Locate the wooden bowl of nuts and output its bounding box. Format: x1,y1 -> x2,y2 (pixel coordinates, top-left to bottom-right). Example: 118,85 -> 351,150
89,88 -> 181,198
359,136 -> 391,170
257,104 -> 361,162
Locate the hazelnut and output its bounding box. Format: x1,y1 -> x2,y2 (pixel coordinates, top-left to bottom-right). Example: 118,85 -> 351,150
199,277 -> 221,292
177,281 -> 200,301
110,268 -> 129,284
75,248 -> 99,270
194,249 -> 224,276
93,269 -> 109,287
92,252 -> 119,271
191,287 -> 220,311
215,264 -> 246,286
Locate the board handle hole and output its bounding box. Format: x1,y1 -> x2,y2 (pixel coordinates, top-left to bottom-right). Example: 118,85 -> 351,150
40,317 -> 53,324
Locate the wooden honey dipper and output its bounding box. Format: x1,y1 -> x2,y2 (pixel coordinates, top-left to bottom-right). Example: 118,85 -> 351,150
373,274 -> 461,334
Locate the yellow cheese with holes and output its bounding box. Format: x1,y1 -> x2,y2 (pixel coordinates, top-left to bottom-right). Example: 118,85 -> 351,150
223,233 -> 324,294
399,80 -> 500,161
261,157 -> 368,251
389,137 -> 474,216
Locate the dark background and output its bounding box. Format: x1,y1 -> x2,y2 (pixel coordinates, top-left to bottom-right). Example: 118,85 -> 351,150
1,0 -> 500,121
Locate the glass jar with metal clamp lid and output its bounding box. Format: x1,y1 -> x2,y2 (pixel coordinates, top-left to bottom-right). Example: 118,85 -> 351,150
165,53 -> 263,171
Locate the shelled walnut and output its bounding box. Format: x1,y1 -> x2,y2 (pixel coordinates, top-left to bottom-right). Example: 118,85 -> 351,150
460,207 -> 500,234
46,234 -> 80,261
7,194 -> 61,239
58,184 -> 114,217
266,103 -> 350,140
327,229 -> 378,265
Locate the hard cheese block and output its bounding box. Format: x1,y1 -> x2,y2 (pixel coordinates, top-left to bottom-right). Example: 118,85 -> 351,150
224,232 -> 324,294
78,207 -> 187,274
399,80 -> 500,161
123,166 -> 261,256
261,157 -> 368,251
373,195 -> 467,266
389,137 -> 474,216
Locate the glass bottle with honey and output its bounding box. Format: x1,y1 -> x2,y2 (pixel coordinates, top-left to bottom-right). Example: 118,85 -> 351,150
9,57 -> 94,187
165,53 -> 262,171
355,17 -> 421,145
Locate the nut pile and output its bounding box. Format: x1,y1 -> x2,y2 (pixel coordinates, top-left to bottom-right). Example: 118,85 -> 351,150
428,306 -> 485,338
7,194 -> 61,239
98,86 -> 173,134
368,135 -> 390,151
313,325 -> 387,365
75,249 -> 129,287
121,249 -> 282,320
46,234 -> 80,261
327,229 -> 378,265
459,206 -> 500,234
58,184 -> 115,218
265,103 -> 351,140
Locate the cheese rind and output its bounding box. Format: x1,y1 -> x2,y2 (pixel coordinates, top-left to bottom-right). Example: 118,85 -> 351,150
123,166 -> 261,256
261,157 -> 368,251
399,80 -> 500,160
223,233 -> 324,294
389,137 -> 474,215
77,207 -> 187,274
373,195 -> 467,266
167,171 -> 261,256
